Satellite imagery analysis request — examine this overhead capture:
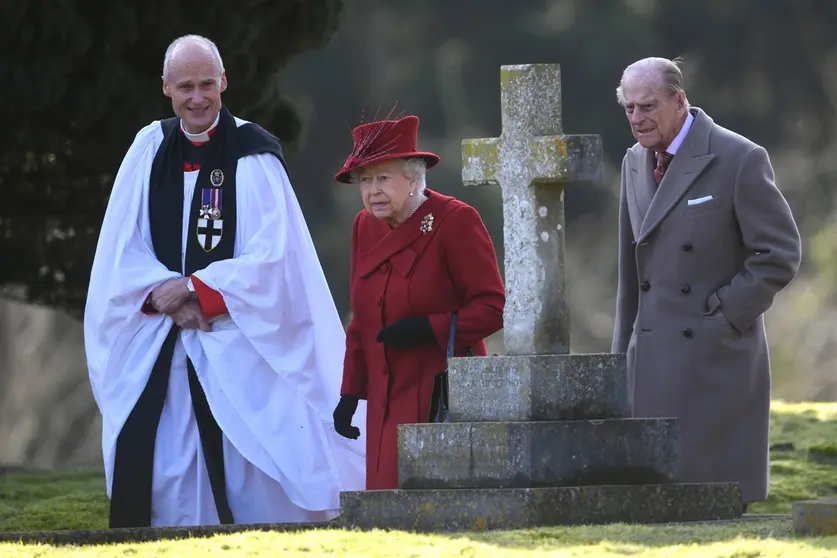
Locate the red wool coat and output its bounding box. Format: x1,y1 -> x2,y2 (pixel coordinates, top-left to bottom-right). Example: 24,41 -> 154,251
340,189 -> 505,490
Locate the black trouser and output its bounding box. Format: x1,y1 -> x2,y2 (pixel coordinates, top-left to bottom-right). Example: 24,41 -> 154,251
108,328 -> 234,528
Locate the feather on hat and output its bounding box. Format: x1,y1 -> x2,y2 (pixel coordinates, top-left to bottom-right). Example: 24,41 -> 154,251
335,105 -> 440,184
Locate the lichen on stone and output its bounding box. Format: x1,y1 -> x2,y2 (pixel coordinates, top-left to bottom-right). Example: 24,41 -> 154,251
460,63 -> 603,356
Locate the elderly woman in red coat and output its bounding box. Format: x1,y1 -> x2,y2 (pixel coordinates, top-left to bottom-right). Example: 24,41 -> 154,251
331,113 -> 505,490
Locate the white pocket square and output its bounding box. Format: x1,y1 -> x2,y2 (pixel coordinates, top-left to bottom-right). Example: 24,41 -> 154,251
687,195 -> 714,206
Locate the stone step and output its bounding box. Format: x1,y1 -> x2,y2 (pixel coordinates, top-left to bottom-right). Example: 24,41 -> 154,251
792,498 -> 837,536
398,418 -> 678,490
340,483 -> 742,532
447,353 -> 628,422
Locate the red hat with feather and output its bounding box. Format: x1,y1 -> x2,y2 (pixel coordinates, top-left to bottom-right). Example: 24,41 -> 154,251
334,107 -> 440,184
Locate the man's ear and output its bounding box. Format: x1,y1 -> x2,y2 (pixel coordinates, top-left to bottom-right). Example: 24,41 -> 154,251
162,80 -> 172,98
220,72 -> 228,93
677,91 -> 687,113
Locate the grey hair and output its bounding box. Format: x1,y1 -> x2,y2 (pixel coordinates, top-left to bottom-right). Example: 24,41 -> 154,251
350,157 -> 428,193
162,35 -> 225,82
402,158 -> 427,194
615,56 -> 688,107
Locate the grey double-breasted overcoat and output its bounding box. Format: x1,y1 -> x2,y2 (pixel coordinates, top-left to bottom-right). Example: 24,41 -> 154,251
612,107 -> 802,504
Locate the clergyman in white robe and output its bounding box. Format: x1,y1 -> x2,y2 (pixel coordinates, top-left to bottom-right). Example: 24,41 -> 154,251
83,108 -> 367,528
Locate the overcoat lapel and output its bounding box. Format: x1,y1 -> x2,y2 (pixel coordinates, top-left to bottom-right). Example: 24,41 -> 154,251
637,108 -> 716,242
627,149 -> 657,239
357,189 -> 455,279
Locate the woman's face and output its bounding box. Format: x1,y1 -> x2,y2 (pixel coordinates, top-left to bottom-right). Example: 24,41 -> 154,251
357,159 -> 416,226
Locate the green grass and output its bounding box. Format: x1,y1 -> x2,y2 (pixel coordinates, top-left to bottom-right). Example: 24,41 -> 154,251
0,469 -> 109,532
749,401 -> 837,513
0,401 -> 835,556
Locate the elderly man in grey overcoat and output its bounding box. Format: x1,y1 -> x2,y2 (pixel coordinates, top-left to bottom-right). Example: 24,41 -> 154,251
611,57 -> 802,510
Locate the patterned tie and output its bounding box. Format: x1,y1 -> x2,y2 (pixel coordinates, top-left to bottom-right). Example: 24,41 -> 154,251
654,152 -> 673,186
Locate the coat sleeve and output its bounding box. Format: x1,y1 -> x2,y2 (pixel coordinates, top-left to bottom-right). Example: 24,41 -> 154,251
340,212 -> 369,399
612,154 -> 639,353
716,145 -> 802,332
426,203 -> 505,351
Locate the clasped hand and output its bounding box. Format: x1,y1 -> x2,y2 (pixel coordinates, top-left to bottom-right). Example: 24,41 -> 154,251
150,277 -> 211,332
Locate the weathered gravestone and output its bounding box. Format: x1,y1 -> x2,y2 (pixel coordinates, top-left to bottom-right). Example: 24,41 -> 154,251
339,63 -> 742,532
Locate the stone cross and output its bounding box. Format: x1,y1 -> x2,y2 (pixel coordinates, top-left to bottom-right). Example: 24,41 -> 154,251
462,64 -> 602,355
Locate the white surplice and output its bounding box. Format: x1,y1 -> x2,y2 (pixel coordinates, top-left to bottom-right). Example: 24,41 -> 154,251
83,116 -> 367,526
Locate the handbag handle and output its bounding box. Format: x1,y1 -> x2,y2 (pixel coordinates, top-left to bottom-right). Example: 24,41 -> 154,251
447,311 -> 458,359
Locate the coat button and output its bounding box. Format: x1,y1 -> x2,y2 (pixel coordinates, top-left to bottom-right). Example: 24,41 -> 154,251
682,328 -> 693,338
631,240 -> 638,246
640,281 -> 650,292
681,284 -> 691,294
682,242 -> 693,252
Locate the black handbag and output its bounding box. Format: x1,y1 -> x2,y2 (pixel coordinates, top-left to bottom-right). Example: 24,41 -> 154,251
427,312 -> 472,423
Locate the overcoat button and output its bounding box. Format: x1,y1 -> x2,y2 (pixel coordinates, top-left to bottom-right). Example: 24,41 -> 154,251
640,281 -> 650,292
631,240 -> 638,246
681,284 -> 691,294
682,242 -> 693,252
682,328 -> 693,338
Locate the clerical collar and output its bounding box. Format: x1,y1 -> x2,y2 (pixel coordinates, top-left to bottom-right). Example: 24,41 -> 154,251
180,112 -> 220,143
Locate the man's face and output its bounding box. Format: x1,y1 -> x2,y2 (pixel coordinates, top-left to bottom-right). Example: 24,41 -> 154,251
621,71 -> 687,152
162,44 -> 227,134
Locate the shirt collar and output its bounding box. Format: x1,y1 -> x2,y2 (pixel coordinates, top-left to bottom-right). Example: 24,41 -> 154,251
664,110 -> 694,156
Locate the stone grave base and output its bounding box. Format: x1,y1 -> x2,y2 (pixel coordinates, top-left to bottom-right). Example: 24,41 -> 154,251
398,419 -> 679,490
792,498 -> 837,536
340,483 -> 743,532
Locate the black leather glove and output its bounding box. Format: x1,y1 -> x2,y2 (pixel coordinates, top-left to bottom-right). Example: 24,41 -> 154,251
333,395 -> 360,439
376,316 -> 436,349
